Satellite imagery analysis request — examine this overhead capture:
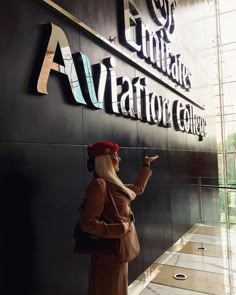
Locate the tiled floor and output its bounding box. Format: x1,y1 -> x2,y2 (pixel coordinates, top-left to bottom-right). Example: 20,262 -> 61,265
128,223 -> 236,295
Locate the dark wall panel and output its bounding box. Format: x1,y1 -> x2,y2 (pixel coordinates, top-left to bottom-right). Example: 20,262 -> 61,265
0,142 -> 89,295
83,107 -> 139,147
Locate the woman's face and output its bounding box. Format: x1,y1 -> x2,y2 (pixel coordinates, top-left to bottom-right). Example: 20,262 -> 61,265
111,152 -> 121,172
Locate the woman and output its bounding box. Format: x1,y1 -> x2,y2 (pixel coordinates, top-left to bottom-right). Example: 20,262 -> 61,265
80,141 -> 158,295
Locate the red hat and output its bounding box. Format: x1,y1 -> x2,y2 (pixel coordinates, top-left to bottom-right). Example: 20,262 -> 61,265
87,141 -> 119,158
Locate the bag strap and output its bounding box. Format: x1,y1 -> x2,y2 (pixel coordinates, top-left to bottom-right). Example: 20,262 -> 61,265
106,185 -> 120,217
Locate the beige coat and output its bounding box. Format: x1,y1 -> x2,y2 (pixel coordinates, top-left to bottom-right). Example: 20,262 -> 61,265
80,166 -> 152,295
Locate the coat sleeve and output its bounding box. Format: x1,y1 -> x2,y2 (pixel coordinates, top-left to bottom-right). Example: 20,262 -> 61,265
125,166 -> 152,196
80,179 -> 127,239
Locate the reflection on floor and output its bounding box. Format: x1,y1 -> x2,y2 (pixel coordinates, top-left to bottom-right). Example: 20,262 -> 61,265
128,224 -> 236,295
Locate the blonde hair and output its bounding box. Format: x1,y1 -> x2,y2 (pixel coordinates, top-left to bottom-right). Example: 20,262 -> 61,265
95,155 -> 136,200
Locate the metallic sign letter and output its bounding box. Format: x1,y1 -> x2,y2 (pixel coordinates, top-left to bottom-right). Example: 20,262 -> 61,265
173,100 -> 185,132
37,23 -> 86,105
118,76 -> 135,117
150,93 -> 163,124
119,0 -> 141,52
146,0 -> 177,43
104,57 -> 119,114
74,52 -> 102,108
92,62 -> 108,108
133,77 -> 144,120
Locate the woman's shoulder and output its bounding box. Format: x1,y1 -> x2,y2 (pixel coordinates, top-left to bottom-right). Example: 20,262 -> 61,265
88,177 -> 107,191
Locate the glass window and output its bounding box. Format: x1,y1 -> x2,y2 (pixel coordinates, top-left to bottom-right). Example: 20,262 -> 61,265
226,154 -> 236,185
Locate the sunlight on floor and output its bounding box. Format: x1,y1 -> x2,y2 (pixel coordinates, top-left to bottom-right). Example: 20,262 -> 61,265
129,224 -> 236,295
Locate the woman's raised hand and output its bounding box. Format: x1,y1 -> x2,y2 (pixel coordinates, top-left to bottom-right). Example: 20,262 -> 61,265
143,155 -> 159,167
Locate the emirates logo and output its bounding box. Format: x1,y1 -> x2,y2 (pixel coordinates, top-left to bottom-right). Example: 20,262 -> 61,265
147,0 -> 177,43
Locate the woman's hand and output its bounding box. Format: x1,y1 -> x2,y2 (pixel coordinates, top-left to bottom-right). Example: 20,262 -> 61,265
143,155 -> 159,167
121,220 -> 130,233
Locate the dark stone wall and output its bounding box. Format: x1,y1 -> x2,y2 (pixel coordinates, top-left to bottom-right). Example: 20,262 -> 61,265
0,0 -> 219,294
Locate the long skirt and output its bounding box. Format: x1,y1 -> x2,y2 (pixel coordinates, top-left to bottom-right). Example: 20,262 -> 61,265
87,254 -> 128,295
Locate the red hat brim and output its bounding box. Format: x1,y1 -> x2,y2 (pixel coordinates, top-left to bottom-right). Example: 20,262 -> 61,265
87,141 -> 119,158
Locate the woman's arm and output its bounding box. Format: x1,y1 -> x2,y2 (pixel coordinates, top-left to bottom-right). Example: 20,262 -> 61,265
125,166 -> 152,195
125,155 -> 158,195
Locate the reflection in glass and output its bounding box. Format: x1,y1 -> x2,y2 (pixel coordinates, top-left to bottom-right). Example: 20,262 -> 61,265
226,154 -> 236,185
228,191 -> 236,225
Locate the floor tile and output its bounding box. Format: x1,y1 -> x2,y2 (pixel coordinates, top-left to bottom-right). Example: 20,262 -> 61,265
151,264 -> 225,295
186,233 -> 223,245
139,282 -> 208,295
188,225 -> 222,236
169,241 -> 224,257
156,251 -> 236,275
